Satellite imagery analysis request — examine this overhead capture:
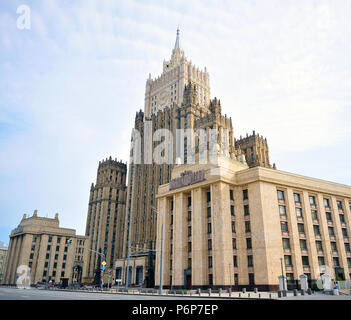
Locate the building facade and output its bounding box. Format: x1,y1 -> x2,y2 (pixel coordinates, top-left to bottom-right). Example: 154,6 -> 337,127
155,157 -> 351,290
120,29 -> 271,287
2,211 -> 88,285
83,157 -> 127,283
0,242 -> 8,283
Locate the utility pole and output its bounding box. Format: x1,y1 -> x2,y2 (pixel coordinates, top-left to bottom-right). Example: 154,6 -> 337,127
151,206 -> 164,295
45,242 -> 52,290
280,257 -> 285,291
125,215 -> 132,289
86,248 -> 105,289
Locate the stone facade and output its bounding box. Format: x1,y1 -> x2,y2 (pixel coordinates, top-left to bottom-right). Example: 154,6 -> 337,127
2,211 -> 88,285
83,157 -> 127,283
0,242 -> 8,283
119,29 -> 272,287
155,158 -> 351,290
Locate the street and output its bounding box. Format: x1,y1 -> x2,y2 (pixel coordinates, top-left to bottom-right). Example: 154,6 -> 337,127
0,287 -> 221,300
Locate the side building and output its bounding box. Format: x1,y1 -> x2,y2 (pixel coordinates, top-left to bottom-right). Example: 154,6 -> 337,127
155,156 -> 351,290
2,211 -> 88,285
83,157 -> 127,284
0,242 -> 8,283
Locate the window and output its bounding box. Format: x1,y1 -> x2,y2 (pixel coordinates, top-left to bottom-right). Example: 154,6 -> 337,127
339,214 -> 345,223
208,239 -> 212,251
314,225 -> 321,236
243,189 -> 248,200
246,238 -> 252,249
296,208 -> 303,218
208,223 -> 212,234
316,241 -> 323,252
232,238 -> 236,250
188,242 -> 192,252
244,205 -> 250,216
188,211 -> 191,222
282,238 -> 290,249
279,205 -> 286,215
298,223 -> 305,233
188,226 -> 191,237
302,256 -> 309,266
29,253 -> 34,259
333,257 -> 340,267
294,193 -> 301,203
209,274 -> 213,285
328,227 -> 335,236
281,222 -> 289,232
47,245 -> 51,251
284,255 -> 292,266
326,212 -> 332,221
249,273 -> 255,285
207,207 -> 211,218
311,210 -> 318,220
300,239 -> 307,250
45,253 -> 49,259
208,256 -> 213,268
330,242 -> 337,252
207,192 -> 211,203
348,258 -> 351,268
318,257 -> 325,266
345,243 -> 350,253
187,196 -> 192,207
56,246 -> 59,251
53,262 -> 57,269
230,205 -> 235,216
32,236 -> 37,242
245,221 -> 251,233
233,256 -> 238,267
309,196 -> 316,206
44,262 -> 48,268
231,221 -> 235,233
64,246 -> 68,252
324,198 -> 330,208
48,236 -> 52,243
277,190 -> 285,201
230,190 -> 234,201
342,228 -> 348,237
247,255 -> 253,267
63,255 -> 67,261
61,271 -> 65,277
337,201 -> 343,211
57,237 -> 61,244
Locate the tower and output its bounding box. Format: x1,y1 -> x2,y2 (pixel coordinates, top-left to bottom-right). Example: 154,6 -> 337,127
83,157 -> 127,283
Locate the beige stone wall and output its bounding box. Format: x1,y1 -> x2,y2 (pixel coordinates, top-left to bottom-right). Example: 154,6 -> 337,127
155,159 -> 351,289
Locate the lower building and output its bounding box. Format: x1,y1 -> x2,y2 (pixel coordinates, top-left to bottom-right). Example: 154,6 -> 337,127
0,242 -> 8,283
2,210 -> 88,285
155,156 -> 351,290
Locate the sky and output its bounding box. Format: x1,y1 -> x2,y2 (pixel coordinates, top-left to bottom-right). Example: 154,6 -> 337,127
0,0 -> 350,245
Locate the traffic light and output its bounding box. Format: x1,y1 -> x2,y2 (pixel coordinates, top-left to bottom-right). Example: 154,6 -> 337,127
66,239 -> 72,246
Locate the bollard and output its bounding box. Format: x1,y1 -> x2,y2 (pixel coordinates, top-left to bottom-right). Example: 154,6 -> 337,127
242,288 -> 246,293
219,288 -> 222,297
208,288 -> 211,296
278,291 -> 282,298
254,288 -> 258,293
248,293 -> 250,298
293,289 -> 298,296
301,289 -> 305,296
190,290 -> 192,296
269,293 -> 272,299
258,293 -> 261,298
198,288 -> 201,296
229,288 -> 232,297
283,291 -> 287,297
239,293 -> 241,298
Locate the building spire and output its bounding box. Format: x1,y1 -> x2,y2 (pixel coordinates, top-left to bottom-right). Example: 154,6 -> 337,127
174,26 -> 180,49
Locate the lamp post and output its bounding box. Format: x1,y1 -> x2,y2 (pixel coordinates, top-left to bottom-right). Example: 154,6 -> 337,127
151,206 -> 164,295
280,257 -> 285,291
86,248 -> 106,289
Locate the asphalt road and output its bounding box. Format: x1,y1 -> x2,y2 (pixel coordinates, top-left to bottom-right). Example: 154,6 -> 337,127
0,287 -> 218,300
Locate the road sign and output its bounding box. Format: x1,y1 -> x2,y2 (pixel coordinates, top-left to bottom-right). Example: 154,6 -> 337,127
102,265 -> 106,271
102,261 -> 106,266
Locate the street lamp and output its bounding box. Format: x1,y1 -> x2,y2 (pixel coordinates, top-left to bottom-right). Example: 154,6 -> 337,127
151,206 -> 164,295
86,248 -> 106,290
